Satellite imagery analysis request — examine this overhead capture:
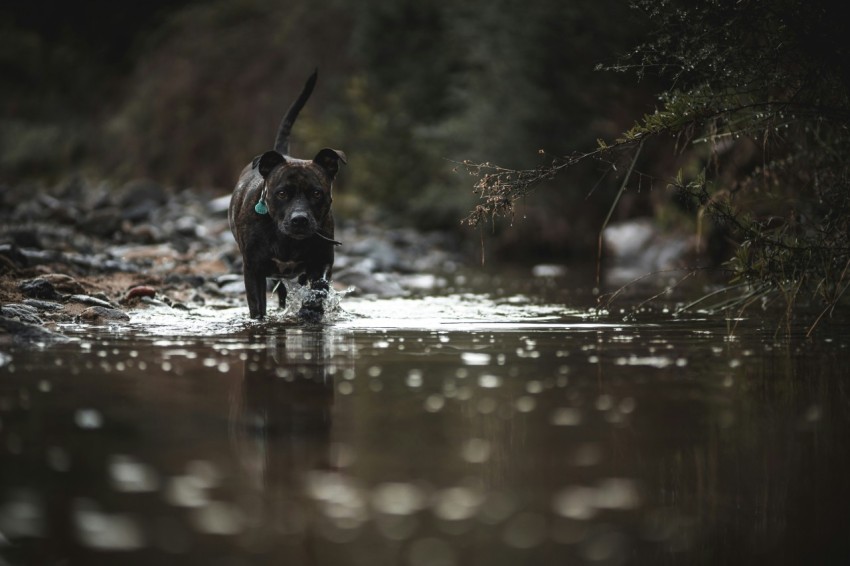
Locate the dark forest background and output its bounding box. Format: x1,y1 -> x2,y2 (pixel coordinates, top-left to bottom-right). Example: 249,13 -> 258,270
3,0 -> 849,319
0,0 -> 657,259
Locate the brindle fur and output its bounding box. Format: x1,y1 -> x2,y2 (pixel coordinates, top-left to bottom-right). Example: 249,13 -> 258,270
228,71 -> 346,319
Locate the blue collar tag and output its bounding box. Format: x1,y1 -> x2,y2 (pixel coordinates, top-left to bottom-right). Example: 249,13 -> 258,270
254,200 -> 269,215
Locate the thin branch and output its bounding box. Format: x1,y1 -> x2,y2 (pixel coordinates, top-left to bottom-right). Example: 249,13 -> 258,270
597,138 -> 645,286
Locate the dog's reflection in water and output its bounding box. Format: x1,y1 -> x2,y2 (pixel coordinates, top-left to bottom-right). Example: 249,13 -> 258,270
229,330 -> 351,559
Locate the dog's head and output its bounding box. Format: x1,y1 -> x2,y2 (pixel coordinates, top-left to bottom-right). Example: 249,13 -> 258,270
256,148 -> 346,239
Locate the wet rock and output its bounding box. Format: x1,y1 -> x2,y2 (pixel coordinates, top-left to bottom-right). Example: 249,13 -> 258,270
397,273 -> 447,291
124,223 -> 164,243
333,223 -> 463,277
22,299 -> 64,311
17,248 -> 60,266
79,306 -> 130,323
335,268 -> 407,298
40,274 -> 87,295
140,296 -> 170,308
68,295 -> 116,309
113,243 -> 173,262
0,316 -> 70,345
603,219 -> 692,284
175,216 -> 202,238
3,227 -> 42,249
532,264 -> 568,278
124,286 -> 156,302
0,304 -> 43,325
410,251 -> 457,274
118,179 -> 168,222
55,174 -> 89,202
19,278 -> 63,300
347,237 -> 402,272
165,273 -> 206,288
208,194 -> 232,215
219,280 -> 246,295
37,193 -> 79,223
67,254 -> 139,273
77,207 -> 122,238
213,274 -> 245,295
87,182 -> 115,210
215,274 -> 242,286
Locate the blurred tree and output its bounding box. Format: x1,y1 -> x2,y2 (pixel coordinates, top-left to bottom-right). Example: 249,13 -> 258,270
344,0 -> 649,239
447,0 -> 651,254
2,0 -> 649,257
336,0 -> 467,223
0,0 -> 194,178
103,0 -> 353,188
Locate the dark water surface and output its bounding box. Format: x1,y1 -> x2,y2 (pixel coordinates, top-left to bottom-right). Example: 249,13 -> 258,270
2,271 -> 850,565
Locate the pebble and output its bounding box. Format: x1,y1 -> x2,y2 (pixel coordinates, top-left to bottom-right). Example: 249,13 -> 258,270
68,295 -> 115,309
140,296 -> 170,308
335,268 -> 407,298
22,299 -> 64,311
165,274 -> 205,288
79,306 -> 131,323
124,286 -> 157,301
40,274 -> 87,295
119,179 -> 168,221
78,207 -> 122,238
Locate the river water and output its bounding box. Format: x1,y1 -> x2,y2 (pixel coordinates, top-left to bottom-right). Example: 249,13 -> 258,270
1,268 -> 849,565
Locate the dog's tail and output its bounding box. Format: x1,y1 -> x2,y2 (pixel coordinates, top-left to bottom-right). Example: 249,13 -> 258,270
273,69 -> 318,155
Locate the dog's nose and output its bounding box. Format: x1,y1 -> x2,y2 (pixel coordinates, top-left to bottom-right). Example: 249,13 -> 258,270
290,213 -> 309,229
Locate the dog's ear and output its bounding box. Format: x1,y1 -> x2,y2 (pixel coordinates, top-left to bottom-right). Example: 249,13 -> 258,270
258,151 -> 286,178
313,148 -> 347,180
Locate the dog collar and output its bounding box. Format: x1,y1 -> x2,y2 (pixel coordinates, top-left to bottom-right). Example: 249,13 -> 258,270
255,182 -> 269,215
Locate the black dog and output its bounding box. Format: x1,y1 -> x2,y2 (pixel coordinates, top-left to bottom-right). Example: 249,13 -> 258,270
229,70 -> 346,319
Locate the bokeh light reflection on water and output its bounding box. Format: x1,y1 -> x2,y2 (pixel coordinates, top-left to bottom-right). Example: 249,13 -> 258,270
1,284 -> 850,565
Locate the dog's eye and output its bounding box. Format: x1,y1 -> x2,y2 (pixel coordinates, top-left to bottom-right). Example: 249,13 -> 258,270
310,188 -> 324,200
274,188 -> 291,200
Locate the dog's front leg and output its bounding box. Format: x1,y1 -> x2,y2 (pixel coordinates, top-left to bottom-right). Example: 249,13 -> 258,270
243,269 -> 267,319
276,280 -> 288,310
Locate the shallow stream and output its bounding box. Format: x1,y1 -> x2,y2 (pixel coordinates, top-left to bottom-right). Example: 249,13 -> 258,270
2,269 -> 849,565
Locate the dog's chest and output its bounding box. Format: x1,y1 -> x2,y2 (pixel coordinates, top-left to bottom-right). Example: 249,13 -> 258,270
268,237 -> 309,276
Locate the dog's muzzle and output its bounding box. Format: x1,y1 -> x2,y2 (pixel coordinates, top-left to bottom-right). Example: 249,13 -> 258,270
282,212 -> 316,239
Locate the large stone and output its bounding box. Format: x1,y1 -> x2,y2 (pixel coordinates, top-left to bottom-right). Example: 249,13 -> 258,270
0,316 -> 70,345
0,304 -> 43,325
19,278 -> 62,300
40,274 -> 87,295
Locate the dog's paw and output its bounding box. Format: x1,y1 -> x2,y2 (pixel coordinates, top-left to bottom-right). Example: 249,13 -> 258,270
298,286 -> 327,323
311,279 -> 330,293
298,303 -> 324,323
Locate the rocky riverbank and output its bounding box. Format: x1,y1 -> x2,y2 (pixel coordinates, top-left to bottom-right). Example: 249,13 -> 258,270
0,177 -> 464,342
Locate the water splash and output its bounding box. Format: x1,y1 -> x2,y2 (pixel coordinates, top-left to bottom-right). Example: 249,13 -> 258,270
277,281 -> 354,324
